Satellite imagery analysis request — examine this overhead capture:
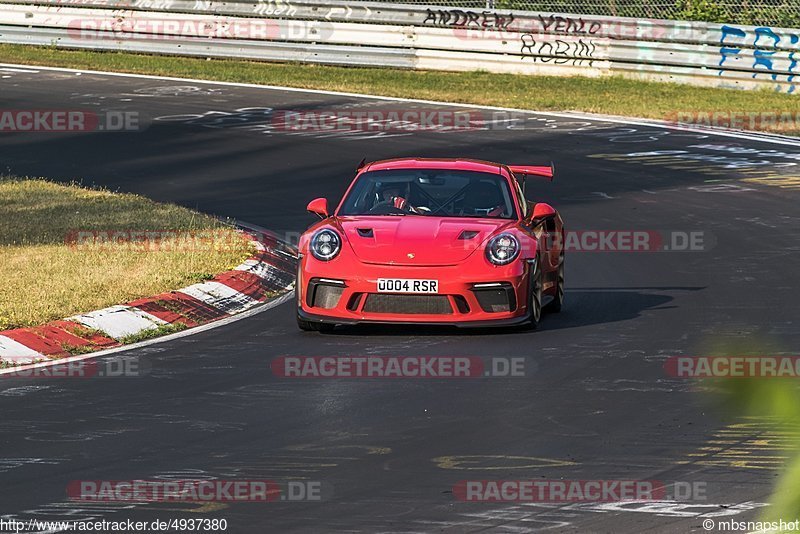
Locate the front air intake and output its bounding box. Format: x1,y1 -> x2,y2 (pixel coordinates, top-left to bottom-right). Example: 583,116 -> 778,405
472,283 -> 516,313
363,294 -> 453,315
308,279 -> 345,309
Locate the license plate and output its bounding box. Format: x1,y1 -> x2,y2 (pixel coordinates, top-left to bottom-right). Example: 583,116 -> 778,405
377,278 -> 439,294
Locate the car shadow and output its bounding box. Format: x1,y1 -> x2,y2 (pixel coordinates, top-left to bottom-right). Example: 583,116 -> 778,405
322,287 -> 703,336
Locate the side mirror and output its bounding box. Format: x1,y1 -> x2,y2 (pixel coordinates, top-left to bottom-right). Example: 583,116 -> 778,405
531,203 -> 556,224
306,198 -> 329,219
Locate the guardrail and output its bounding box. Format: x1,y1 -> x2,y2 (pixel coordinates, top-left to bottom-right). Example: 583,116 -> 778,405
0,0 -> 797,94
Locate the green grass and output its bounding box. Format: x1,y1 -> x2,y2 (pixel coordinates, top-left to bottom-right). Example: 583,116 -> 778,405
118,322 -> 188,344
1,44 -> 799,135
60,343 -> 102,356
0,177 -> 253,330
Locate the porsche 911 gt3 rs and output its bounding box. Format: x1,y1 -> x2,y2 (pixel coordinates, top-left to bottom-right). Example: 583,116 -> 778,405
296,158 -> 564,331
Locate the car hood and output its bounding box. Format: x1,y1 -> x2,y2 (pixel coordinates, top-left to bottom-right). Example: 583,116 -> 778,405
336,216 -> 514,266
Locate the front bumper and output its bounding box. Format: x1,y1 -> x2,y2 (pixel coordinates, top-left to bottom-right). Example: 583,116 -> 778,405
297,306 -> 532,328
297,254 -> 533,326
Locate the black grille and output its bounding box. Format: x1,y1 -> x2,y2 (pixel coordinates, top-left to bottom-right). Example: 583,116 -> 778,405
346,293 -> 364,311
472,285 -> 516,313
363,294 -> 453,315
310,283 -> 344,309
453,295 -> 471,314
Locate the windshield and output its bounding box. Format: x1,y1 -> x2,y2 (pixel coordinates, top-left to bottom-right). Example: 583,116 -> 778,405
338,169 -> 517,218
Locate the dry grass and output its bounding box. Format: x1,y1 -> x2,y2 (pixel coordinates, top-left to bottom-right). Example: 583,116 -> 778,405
0,178 -> 253,329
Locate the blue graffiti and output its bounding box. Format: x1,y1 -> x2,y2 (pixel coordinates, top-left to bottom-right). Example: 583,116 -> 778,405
720,25 -> 746,42
754,27 -> 780,47
719,47 -> 741,69
753,50 -> 778,80
718,25 -> 799,93
789,34 -> 798,94
752,27 -> 779,81
718,26 -> 746,70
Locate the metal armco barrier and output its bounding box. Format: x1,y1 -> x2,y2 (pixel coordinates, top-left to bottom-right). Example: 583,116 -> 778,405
0,0 -> 798,94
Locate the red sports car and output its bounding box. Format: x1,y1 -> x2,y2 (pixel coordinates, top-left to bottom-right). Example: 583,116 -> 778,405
296,158 -> 564,331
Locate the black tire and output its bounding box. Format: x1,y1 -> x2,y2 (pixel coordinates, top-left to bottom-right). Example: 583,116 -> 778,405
544,251 -> 564,313
527,256 -> 543,329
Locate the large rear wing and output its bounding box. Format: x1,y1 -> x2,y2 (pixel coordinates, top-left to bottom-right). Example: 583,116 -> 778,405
507,163 -> 555,181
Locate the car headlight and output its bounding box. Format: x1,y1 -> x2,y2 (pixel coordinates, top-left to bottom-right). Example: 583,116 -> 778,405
310,229 -> 341,261
486,233 -> 520,265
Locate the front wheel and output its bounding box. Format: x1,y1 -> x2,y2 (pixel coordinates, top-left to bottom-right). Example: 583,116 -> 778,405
544,252 -> 564,313
527,257 -> 543,329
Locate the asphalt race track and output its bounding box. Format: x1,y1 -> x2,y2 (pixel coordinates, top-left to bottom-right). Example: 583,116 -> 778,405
2,64 -> 800,533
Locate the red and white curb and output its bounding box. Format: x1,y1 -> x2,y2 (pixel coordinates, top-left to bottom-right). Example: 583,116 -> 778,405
0,229 -> 296,365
